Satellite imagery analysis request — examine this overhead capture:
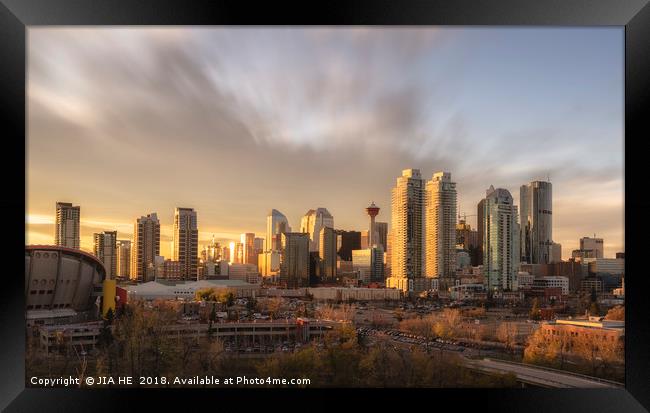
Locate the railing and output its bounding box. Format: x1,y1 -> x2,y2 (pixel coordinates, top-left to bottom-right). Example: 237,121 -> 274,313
478,357 -> 624,387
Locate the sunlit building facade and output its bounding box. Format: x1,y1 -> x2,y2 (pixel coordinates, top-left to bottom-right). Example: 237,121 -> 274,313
266,209 -> 291,253
580,237 -> 604,258
520,180 -> 553,264
425,172 -> 457,279
280,232 -> 310,288
300,208 -> 334,252
386,169 -> 426,292
132,213 -> 160,282
116,240 -> 131,279
482,186 -> 520,291
241,233 -> 256,265
55,202 -> 80,249
173,207 -> 198,280
319,226 -> 337,283
93,231 -> 117,279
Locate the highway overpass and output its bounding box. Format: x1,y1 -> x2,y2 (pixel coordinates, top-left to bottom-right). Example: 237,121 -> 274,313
465,358 -> 624,388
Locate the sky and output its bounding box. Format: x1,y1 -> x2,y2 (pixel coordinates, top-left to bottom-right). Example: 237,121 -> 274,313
26,27 -> 624,259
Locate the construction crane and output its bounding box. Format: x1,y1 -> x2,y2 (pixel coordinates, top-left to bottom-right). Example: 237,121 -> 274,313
458,212 -> 477,224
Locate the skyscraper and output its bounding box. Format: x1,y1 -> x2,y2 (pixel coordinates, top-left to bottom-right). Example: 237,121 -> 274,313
425,172 -> 457,279
55,202 -> 80,249
116,239 -> 131,279
132,213 -> 160,282
300,208 -> 334,252
280,232 -> 310,288
336,230 -> 361,261
202,235 -> 221,263
375,222 -> 388,251
482,186 -> 520,291
221,245 -> 231,263
173,207 -> 198,280
520,180 -> 553,264
266,209 -> 291,252
352,246 -> 385,284
93,231 -> 117,279
319,226 -> 337,283
477,198 -> 486,265
551,242 -> 562,263
580,237 -> 604,258
386,169 -> 426,292
241,233 -> 256,265
360,230 -> 369,249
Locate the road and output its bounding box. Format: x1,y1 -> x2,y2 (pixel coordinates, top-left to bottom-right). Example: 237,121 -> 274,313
465,358 -> 623,388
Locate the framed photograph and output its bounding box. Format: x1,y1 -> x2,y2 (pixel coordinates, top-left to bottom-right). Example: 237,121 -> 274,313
2,0 -> 648,411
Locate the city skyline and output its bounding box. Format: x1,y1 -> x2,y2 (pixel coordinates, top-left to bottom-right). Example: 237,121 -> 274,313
27,27 -> 624,258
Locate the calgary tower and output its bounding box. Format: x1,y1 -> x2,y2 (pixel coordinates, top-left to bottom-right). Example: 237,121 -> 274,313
366,202 -> 380,247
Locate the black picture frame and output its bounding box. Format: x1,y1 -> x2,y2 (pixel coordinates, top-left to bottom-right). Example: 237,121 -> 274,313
1,0 -> 648,411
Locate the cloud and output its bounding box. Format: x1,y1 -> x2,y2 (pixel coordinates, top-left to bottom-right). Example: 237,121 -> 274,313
27,28 -> 623,256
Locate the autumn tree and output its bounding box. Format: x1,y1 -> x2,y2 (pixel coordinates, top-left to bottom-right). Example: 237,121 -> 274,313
496,322 -> 518,353
604,305 -> 624,321
529,298 -> 541,320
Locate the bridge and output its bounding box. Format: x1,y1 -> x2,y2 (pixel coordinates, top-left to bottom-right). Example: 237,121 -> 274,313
464,357 -> 624,388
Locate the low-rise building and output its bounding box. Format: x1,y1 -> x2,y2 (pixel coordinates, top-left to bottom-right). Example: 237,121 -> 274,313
517,272 -> 534,290
538,317 -> 624,357
537,276 -> 569,295
123,279 -> 261,300
229,263 -> 260,285
307,287 -> 401,301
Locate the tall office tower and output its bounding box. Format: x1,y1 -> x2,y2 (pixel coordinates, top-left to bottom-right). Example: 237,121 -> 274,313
93,231 -> 117,279
520,180 -> 553,264
173,207 -> 198,280
336,230 -> 361,261
233,242 -> 244,264
55,202 -> 80,249
116,240 -> 131,278
352,246 -> 385,284
203,235 -> 221,262
481,186 -> 520,291
300,208 -> 334,252
360,230 -> 370,249
386,169 -> 426,292
366,202 -> 380,247
580,237 -> 604,258
375,222 -> 388,251
425,172 -> 457,279
252,237 -> 264,266
221,245 -> 231,263
240,233 -> 256,265
254,237 -> 264,253
266,209 -> 291,252
319,226 -> 337,282
280,232 -> 310,288
477,198 -> 486,265
551,242 -> 562,263
132,213 -> 160,282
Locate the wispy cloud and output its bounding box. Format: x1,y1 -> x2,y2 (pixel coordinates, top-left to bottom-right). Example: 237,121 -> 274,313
27,27 -> 624,259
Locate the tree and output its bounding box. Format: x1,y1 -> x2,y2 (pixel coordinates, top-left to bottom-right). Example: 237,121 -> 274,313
529,298 -> 541,320
604,305 -> 624,321
496,323 -> 517,353
589,301 -> 601,317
